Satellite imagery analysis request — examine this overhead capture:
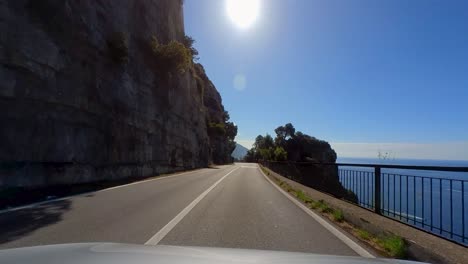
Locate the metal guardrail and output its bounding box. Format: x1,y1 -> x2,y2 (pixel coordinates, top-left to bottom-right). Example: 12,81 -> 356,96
262,161 -> 468,246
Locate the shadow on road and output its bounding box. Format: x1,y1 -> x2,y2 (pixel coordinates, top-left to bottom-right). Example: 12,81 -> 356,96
0,200 -> 71,245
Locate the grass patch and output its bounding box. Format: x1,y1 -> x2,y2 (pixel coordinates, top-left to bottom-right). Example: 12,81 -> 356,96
261,166 -> 270,176
357,229 -> 371,240
295,190 -> 313,203
354,229 -> 406,258
309,201 -> 319,209
278,180 -> 294,193
379,235 -> 407,258
333,209 -> 344,222
316,199 -> 334,213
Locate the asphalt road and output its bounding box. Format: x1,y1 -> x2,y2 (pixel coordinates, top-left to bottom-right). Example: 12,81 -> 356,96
0,163 -> 362,256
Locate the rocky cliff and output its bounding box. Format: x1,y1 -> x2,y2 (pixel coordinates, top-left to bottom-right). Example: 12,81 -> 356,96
194,64 -> 236,165
0,0 -> 233,188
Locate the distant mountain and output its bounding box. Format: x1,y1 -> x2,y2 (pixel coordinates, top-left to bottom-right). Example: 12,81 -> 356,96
231,143 -> 249,160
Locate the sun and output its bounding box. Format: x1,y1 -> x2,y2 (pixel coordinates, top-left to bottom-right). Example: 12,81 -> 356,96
226,0 -> 260,29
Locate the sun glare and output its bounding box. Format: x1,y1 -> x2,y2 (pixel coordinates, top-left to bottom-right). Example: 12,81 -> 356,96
226,0 -> 260,29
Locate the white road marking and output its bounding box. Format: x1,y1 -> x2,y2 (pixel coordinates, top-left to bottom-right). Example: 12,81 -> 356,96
145,167 -> 240,245
258,167 -> 375,258
0,169 -> 206,215
241,166 -> 258,169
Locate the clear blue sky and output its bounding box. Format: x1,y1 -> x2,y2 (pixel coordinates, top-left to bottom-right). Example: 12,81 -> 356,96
184,0 -> 468,160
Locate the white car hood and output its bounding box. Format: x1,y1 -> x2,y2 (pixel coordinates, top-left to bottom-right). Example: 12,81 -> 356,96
0,243 -> 424,264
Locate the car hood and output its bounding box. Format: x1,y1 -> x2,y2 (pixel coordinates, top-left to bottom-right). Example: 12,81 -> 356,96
0,243 -> 423,264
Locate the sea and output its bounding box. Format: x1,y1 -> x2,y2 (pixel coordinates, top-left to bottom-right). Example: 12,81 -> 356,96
336,157 -> 468,245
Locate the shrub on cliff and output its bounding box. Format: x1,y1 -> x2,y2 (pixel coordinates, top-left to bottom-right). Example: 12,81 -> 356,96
150,36 -> 191,74
182,35 -> 199,61
224,122 -> 237,141
107,32 -> 129,64
207,111 -> 238,164
207,122 -> 226,137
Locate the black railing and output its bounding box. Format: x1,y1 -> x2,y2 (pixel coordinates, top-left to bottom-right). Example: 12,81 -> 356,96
262,161 -> 468,246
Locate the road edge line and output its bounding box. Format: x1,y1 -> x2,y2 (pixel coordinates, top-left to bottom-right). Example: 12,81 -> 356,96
258,166 -> 375,258
145,167 -> 240,245
0,168 -> 208,215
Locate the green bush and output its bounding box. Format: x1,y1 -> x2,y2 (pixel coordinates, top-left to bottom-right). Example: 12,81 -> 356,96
295,190 -> 312,203
274,147 -> 288,161
150,36 -> 191,74
317,200 -> 333,213
279,181 -> 293,192
309,201 -> 319,209
357,229 -> 371,240
259,147 -> 275,161
107,32 -> 129,64
183,35 -> 199,61
208,122 -> 226,136
380,235 -> 407,258
333,209 -> 344,222
261,167 -> 270,175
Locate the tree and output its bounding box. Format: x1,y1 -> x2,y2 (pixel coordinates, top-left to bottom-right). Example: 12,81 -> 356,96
274,147 -> 288,161
244,148 -> 256,162
254,135 -> 264,150
284,123 -> 296,138
251,123 -> 336,163
274,126 -> 286,147
259,148 -> 274,161
274,123 -> 296,147
287,131 -> 337,162
225,122 -> 237,141
223,110 -> 230,122
263,134 -> 274,149
254,134 -> 273,149
253,134 -> 275,160
207,110 -> 238,164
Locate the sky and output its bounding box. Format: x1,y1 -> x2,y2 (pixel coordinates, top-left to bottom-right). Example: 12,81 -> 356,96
183,0 -> 468,160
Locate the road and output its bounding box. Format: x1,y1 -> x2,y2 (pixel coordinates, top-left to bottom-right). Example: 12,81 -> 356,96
0,163 -> 365,256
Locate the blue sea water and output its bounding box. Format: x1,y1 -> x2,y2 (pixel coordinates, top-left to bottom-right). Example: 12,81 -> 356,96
336,157 -> 468,245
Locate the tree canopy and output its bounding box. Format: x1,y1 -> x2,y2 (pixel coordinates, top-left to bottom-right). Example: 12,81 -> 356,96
244,123 -> 336,163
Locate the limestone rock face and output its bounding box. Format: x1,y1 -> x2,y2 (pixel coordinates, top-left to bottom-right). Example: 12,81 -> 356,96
194,64 -> 235,165
0,0 -> 227,187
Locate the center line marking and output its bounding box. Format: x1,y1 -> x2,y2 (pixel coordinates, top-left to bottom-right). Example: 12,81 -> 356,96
145,167 -> 240,245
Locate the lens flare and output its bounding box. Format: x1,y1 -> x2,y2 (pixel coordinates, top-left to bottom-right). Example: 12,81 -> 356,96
233,74 -> 247,91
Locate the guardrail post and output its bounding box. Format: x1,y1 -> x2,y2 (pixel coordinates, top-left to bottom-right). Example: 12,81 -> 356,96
374,166 -> 381,215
